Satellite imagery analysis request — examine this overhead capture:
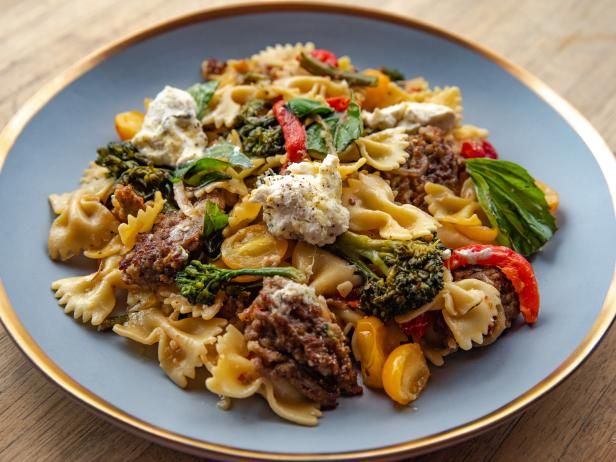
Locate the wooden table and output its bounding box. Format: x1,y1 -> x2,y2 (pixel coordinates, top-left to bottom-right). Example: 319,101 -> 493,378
1,1 -> 614,460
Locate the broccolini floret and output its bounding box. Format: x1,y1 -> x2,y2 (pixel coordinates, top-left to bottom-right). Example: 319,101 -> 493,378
176,260 -> 306,305
236,100 -> 284,157
96,141 -> 173,201
328,232 -> 445,319
95,141 -> 150,177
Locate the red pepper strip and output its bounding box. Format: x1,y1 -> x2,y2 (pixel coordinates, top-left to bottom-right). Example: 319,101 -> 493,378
311,49 -> 338,67
400,312 -> 434,339
326,96 -> 350,112
461,140 -> 499,159
448,245 -> 540,324
273,99 -> 307,163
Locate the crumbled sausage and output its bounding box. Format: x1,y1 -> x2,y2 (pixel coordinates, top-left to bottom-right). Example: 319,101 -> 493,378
111,184 -> 145,222
242,277 -> 362,409
119,211 -> 202,285
382,126 -> 467,209
201,58 -> 227,79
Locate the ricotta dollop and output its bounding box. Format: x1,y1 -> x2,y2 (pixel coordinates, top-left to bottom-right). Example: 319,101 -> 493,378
250,154 -> 349,247
133,86 -> 206,166
362,102 -> 455,133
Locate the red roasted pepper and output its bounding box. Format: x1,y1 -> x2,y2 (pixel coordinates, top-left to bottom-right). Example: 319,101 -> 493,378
310,49 -> 338,67
448,245 -> 540,324
273,99 -> 307,163
461,140 -> 499,159
326,96 -> 350,112
400,312 -> 434,339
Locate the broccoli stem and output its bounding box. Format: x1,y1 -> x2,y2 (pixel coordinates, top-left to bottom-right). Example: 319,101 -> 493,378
330,232 -> 390,277
176,261 -> 306,305
298,53 -> 378,87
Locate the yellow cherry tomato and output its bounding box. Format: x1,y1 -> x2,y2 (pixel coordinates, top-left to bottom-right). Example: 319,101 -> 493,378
382,343 -> 430,405
221,224 -> 288,270
114,111 -> 144,140
352,316 -> 387,389
360,69 -> 391,111
535,179 -> 559,214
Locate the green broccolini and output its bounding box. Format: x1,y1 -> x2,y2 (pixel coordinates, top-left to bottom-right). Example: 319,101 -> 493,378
176,260 -> 306,305
328,232 -> 445,320
96,141 -> 173,201
95,141 -> 149,177
236,100 -> 284,157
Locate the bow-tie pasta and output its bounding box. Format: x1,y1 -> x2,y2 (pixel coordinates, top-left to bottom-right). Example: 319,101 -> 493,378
113,308 -> 226,387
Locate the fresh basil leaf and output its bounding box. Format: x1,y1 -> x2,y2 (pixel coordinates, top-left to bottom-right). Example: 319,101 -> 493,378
466,159 -> 557,256
171,157 -> 230,186
202,200 -> 228,259
306,115 -> 339,158
205,141 -> 253,168
333,102 -> 362,152
286,98 -> 333,118
187,80 -> 219,119
306,123 -> 328,158
203,200 -> 228,237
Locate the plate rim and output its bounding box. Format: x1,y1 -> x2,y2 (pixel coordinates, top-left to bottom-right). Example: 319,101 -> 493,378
0,2 -> 614,460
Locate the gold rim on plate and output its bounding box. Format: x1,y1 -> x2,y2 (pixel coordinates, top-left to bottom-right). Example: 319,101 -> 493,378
0,2 -> 614,460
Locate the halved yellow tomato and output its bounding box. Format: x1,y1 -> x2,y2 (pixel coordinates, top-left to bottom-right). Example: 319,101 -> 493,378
114,111 -> 144,140
352,316 -> 387,389
382,343 -> 430,405
221,223 -> 288,270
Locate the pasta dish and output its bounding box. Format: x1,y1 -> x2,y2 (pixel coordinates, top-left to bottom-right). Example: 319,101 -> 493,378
47,43 -> 559,425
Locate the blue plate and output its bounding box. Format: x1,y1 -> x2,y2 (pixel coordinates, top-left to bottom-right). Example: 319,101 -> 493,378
0,4 -> 614,460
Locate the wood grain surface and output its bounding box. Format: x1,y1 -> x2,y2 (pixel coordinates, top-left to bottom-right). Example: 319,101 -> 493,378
1,1 -> 614,461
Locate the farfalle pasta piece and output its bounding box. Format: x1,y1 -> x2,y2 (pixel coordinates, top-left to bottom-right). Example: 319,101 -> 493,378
205,324 -> 263,398
453,124 -> 489,141
203,85 -> 294,128
342,173 -> 437,240
118,191 -> 165,251
224,197 -> 262,237
354,128 -> 410,171
48,190 -> 119,261
292,242 -> 361,297
206,325 -> 321,426
260,378 -> 322,426
274,76 -> 350,100
162,291 -> 224,320
49,163 -> 114,215
251,42 -> 315,67
51,256 -> 124,325
113,308 -> 226,387
424,181 -> 497,248
441,278 -> 501,350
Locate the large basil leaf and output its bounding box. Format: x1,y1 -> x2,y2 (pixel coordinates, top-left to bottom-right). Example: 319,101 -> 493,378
187,80 -> 219,119
286,98 -> 333,118
333,102 -> 362,152
202,200 -> 229,258
305,103 -> 362,158
466,159 -> 557,256
205,141 -> 252,168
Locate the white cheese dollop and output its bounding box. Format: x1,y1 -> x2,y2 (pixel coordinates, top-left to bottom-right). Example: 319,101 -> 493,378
362,102 -> 456,133
250,154 -> 349,247
133,86 -> 206,167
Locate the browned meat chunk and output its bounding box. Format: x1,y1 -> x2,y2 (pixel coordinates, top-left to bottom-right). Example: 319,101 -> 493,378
452,265 -> 520,326
242,277 -> 362,410
111,184 -> 145,222
201,58 -> 227,79
119,211 -> 202,286
382,126 -> 466,209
